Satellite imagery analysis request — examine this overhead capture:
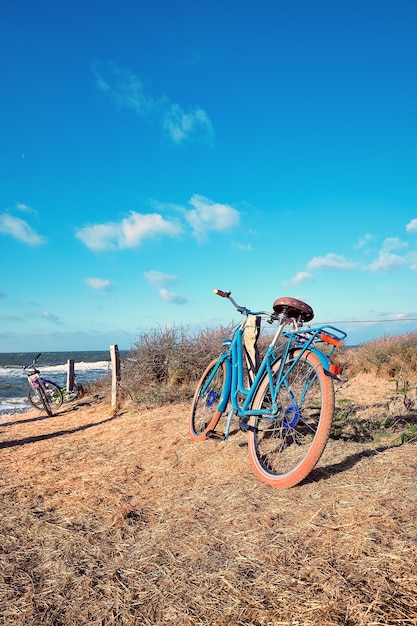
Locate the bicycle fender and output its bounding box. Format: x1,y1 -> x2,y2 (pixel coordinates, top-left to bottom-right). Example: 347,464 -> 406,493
304,347 -> 330,371
303,347 -> 342,379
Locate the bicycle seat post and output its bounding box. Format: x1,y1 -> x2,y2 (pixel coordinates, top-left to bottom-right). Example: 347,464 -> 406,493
270,314 -> 288,348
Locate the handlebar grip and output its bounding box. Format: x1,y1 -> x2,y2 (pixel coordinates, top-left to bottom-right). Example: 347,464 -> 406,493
213,289 -> 231,298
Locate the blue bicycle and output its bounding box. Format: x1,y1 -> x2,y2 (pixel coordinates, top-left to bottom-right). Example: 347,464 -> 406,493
189,290 -> 347,489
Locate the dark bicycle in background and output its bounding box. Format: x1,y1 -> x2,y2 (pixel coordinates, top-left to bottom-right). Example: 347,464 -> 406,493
23,354 -> 84,416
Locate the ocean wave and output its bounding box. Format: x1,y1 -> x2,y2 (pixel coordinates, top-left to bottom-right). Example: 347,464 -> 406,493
0,397 -> 30,415
0,361 -> 110,378
35,361 -> 111,375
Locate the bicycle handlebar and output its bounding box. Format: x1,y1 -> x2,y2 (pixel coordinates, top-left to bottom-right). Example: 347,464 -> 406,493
23,353 -> 42,372
213,289 -> 231,298
214,288 -> 272,319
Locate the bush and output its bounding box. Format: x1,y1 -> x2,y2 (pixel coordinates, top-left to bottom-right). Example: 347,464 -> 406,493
120,324 -> 236,407
337,332 -> 417,381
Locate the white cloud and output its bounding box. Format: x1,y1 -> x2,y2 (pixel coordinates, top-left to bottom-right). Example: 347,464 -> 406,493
367,237 -> 408,272
367,251 -> 406,272
408,251 -> 417,271
354,233 -> 374,249
144,270 -> 179,288
85,277 -> 111,290
93,61 -> 213,144
406,218 -> 417,233
307,253 -> 355,270
159,288 -> 188,304
185,194 -> 240,242
288,271 -> 316,284
163,104 -> 213,144
29,311 -> 62,324
231,242 -> 253,252
0,213 -> 47,246
144,270 -> 188,304
76,223 -> 120,251
76,211 -> 182,251
16,203 -> 37,215
96,63 -> 153,116
381,237 -> 407,251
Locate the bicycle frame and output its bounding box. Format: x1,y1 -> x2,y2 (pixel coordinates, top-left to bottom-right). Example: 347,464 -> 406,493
28,371 -> 43,392
203,311 -> 347,440
27,370 -> 51,408
25,359 -> 51,396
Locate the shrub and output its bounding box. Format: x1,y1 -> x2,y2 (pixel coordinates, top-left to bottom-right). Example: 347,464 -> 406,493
337,332 -> 417,381
120,324 -> 236,407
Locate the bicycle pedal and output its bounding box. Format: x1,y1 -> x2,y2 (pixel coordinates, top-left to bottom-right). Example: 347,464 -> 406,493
206,430 -> 225,440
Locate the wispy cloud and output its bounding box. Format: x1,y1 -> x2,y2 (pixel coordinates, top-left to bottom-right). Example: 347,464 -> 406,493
29,311 -> 62,324
144,270 -> 179,288
93,62 -> 154,115
286,271 -> 316,285
76,194 -> 241,251
354,233 -> 374,249
159,288 -> 189,304
92,61 -> 213,145
231,242 -> 252,252
76,211 -> 182,251
407,251 -> 417,271
144,270 -> 189,304
0,213 -> 47,246
85,277 -> 112,290
307,253 -> 355,270
288,221 -> 417,285
163,104 -> 213,144
367,252 -> 406,272
367,237 -> 408,272
185,194 -> 240,242
15,202 -> 38,215
381,237 -> 408,252
406,218 -> 417,233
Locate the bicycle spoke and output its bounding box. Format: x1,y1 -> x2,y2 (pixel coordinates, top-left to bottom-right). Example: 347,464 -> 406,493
189,359 -> 227,440
248,352 -> 334,488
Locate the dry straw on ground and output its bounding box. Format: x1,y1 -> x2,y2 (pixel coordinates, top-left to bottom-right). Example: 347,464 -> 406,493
0,374 -> 416,625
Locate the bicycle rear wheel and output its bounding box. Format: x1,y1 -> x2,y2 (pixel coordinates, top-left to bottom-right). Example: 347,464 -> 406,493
28,380 -> 63,413
247,350 -> 334,488
189,358 -> 227,441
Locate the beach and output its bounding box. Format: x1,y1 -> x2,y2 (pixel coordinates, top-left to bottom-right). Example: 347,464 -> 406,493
0,375 -> 416,624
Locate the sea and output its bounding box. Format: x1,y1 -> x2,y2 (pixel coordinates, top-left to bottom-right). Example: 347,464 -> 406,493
0,350 -> 129,414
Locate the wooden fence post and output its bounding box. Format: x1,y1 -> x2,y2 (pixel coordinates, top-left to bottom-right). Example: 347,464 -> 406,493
66,359 -> 75,391
110,344 -> 121,407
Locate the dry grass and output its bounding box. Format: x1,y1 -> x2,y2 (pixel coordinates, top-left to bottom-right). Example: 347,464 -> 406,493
0,375 -> 416,625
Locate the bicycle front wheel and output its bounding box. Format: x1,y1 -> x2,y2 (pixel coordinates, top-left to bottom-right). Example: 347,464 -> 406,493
28,380 -> 63,413
189,358 -> 228,441
247,350 -> 334,489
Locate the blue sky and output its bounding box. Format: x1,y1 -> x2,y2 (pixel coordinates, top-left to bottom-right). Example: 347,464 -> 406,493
1,0 -> 417,352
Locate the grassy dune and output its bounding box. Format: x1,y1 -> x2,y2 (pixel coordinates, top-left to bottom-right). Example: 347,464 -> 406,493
0,361 -> 416,624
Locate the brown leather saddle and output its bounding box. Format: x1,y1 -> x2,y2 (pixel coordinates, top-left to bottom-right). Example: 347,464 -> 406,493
272,297 -> 314,322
